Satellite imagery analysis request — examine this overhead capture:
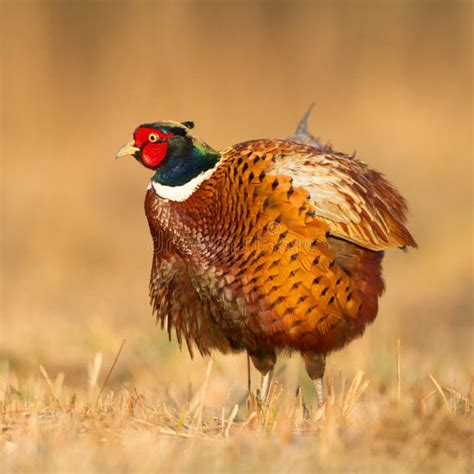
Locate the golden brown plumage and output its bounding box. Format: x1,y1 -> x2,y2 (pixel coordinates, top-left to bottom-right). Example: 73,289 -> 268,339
118,116 -> 416,403
146,138 -> 415,357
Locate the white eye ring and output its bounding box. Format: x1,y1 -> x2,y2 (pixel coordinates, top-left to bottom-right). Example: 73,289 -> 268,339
149,133 -> 159,143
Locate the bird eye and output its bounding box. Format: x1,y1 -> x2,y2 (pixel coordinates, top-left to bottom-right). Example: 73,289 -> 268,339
149,133 -> 159,143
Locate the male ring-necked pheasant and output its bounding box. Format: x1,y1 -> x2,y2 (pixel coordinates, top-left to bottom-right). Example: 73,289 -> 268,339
117,107 -> 416,405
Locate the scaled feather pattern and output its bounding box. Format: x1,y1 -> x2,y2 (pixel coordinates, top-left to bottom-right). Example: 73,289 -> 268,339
144,114 -> 416,359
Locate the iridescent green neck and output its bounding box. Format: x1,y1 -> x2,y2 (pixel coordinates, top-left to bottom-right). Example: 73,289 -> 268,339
152,138 -> 220,187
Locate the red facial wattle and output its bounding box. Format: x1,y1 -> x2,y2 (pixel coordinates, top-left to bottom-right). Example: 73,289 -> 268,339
134,127 -> 173,168
142,141 -> 169,168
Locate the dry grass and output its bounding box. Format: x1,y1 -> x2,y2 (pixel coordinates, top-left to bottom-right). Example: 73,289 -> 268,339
1,1 -> 473,472
1,351 -> 472,473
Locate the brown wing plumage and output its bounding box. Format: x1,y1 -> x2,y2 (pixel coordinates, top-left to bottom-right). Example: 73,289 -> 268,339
269,145 -> 417,251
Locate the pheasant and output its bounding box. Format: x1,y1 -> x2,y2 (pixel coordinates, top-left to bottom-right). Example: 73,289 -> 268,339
116,108 -> 416,405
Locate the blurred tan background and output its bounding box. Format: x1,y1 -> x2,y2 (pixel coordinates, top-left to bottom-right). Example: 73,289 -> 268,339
1,1 -> 472,400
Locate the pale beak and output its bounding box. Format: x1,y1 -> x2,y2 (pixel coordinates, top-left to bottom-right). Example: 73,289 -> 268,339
116,140 -> 140,159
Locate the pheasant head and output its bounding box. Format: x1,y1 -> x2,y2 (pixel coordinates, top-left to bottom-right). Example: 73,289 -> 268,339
116,121 -> 220,189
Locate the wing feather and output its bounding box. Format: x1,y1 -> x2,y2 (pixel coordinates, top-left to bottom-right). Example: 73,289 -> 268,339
270,148 -> 417,251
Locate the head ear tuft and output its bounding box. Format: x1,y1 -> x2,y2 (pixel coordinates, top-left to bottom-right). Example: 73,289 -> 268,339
181,121 -> 194,129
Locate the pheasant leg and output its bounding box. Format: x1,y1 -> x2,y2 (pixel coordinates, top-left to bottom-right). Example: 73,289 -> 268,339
302,352 -> 326,407
259,370 -> 274,402
248,349 -> 276,402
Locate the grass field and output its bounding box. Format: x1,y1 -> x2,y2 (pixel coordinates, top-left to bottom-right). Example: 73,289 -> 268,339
1,1 -> 473,472
1,338 -> 472,472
